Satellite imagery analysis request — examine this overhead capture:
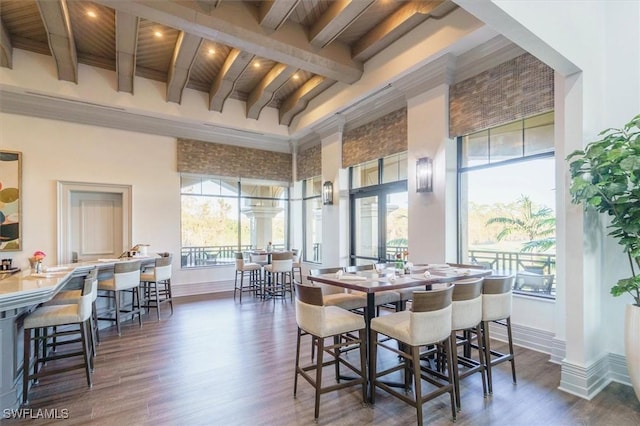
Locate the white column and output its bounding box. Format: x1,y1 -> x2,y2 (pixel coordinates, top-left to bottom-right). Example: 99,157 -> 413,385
406,83 -> 455,264
320,119 -> 348,267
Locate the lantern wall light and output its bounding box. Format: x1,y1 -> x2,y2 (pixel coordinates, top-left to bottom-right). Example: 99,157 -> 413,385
322,181 -> 334,205
416,157 -> 433,193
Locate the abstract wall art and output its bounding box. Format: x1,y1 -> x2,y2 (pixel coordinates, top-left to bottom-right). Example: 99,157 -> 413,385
0,151 -> 21,251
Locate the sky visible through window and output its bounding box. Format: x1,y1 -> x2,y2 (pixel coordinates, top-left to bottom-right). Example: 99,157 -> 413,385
467,158 -> 555,211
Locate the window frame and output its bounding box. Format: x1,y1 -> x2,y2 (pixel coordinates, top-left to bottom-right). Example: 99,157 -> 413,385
456,113 -> 556,299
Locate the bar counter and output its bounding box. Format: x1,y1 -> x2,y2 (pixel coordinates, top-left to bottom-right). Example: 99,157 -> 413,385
0,258 -> 155,411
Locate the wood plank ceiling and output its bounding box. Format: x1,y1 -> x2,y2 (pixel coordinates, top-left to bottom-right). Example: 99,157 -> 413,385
0,0 -> 457,125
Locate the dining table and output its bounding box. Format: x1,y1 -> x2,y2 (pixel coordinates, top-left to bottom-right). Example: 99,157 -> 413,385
306,263 -> 493,403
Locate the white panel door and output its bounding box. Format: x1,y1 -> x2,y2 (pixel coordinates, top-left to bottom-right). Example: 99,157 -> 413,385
70,191 -> 123,261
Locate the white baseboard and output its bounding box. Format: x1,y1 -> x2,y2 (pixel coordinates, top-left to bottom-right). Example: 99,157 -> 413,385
559,357 -> 611,400
550,337 -> 566,365
172,280 -> 234,297
608,353 -> 632,387
490,322 -> 632,399
488,321 -> 555,355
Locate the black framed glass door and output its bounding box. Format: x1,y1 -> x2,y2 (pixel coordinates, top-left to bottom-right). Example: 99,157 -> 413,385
350,181 -> 407,265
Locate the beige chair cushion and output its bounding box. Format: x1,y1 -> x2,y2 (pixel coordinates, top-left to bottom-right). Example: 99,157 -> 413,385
295,300 -> 365,338
324,293 -> 367,311
99,268 -> 140,291
24,304 -> 82,329
371,305 -> 452,346
45,289 -> 82,305
395,286 -> 427,302
354,290 -> 400,305
482,292 -> 512,321
452,296 -> 482,331
265,259 -> 293,273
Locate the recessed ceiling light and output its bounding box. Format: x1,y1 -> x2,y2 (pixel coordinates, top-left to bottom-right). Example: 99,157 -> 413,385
253,61 -> 260,68
208,48 -> 215,56
293,73 -> 299,80
87,11 -> 97,18
154,31 -> 163,38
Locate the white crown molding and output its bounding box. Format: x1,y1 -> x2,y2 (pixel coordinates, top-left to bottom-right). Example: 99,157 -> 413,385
0,87 -> 293,153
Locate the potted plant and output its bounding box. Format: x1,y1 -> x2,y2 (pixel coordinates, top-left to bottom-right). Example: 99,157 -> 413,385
567,113 -> 640,400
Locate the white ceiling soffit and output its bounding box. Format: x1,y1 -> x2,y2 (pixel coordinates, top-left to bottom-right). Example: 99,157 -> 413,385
0,87 -> 292,153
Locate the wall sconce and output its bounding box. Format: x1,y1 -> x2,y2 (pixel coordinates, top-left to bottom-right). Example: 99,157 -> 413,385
322,181 -> 334,205
416,157 -> 433,193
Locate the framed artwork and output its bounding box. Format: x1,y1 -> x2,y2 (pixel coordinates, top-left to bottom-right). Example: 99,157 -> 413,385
0,150 -> 21,251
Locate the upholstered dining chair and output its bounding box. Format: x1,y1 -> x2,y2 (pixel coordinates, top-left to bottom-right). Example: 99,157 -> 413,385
293,282 -> 367,422
370,285 -> 457,426
345,264 -> 401,312
232,252 -> 262,302
140,254 -> 174,319
44,267 -> 99,358
97,259 -> 142,335
264,251 -> 293,300
291,248 -> 303,283
449,277 -> 487,410
481,275 -> 517,394
22,273 -> 97,404
309,267 -> 367,311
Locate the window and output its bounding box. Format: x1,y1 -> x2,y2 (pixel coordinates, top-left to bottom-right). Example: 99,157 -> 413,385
350,152 -> 408,265
458,112 -> 556,298
302,176 -> 322,263
181,176 -> 288,268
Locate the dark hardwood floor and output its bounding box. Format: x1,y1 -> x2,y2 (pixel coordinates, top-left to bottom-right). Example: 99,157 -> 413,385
6,292 -> 640,425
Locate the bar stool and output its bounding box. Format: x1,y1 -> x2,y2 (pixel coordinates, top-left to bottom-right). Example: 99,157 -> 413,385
449,277 -> 487,410
293,282 -> 367,422
370,285 -> 457,426
22,274 -> 97,404
264,251 -> 293,300
44,267 -> 100,357
346,264 -> 401,312
140,255 -> 173,319
291,248 -> 303,283
233,252 -> 262,302
309,267 -> 368,311
481,275 -> 517,394
97,259 -> 142,336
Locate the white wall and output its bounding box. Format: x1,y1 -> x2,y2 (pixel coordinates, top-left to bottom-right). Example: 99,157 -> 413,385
475,0 -> 640,397
0,112 -> 235,292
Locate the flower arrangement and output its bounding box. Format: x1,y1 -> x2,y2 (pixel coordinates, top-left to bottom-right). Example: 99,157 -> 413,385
30,250 -> 46,273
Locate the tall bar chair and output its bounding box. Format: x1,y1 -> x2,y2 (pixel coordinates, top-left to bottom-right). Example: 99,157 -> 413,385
97,259 -> 143,335
481,275 -> 517,394
22,273 -> 97,404
233,252 -> 262,302
370,285 -> 457,426
291,248 -> 303,283
140,254 -> 173,319
346,264 -> 400,312
264,251 -> 293,300
309,267 -> 367,311
44,267 -> 100,357
293,282 -> 367,422
449,277 -> 487,410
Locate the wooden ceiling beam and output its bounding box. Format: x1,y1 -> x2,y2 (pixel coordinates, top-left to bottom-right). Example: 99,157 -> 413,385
279,75 -> 334,126
115,11 -> 139,94
35,0 -> 77,83
0,19 -> 12,69
246,63 -> 297,119
167,32 -> 203,104
309,0 -> 375,49
259,0 -> 300,32
209,48 -> 255,112
92,0 -> 362,84
352,0 -> 443,62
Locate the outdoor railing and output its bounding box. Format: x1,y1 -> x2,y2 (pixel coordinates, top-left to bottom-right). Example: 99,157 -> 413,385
181,244 -> 285,267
